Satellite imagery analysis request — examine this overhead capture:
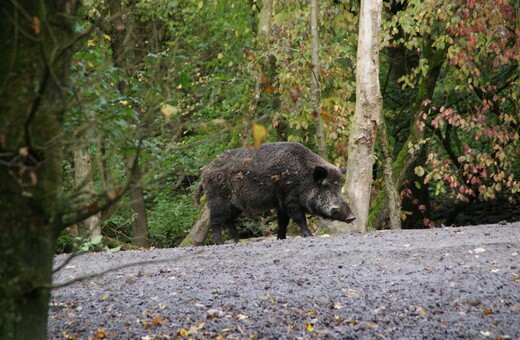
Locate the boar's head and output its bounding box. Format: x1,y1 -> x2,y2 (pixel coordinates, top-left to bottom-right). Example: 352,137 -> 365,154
305,166 -> 356,223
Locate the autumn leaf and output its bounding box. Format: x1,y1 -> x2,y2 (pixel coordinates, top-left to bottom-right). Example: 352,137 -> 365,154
152,316 -> 165,325
252,124 -> 267,150
96,328 -> 106,339
31,16 -> 41,36
483,309 -> 493,315
176,328 -> 189,337
306,323 -> 314,332
262,85 -> 279,94
321,108 -> 333,121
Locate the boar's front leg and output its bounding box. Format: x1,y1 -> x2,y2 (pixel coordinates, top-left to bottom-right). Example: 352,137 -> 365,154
285,201 -> 313,238
277,210 -> 290,239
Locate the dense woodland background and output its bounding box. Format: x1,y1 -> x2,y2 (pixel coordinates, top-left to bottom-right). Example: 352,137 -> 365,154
50,0 -> 518,250
3,0 -> 520,250
0,0 -> 518,337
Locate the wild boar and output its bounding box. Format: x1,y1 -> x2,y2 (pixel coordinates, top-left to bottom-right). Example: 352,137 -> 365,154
194,142 -> 355,244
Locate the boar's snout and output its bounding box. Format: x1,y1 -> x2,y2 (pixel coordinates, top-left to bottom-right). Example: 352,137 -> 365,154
330,205 -> 356,223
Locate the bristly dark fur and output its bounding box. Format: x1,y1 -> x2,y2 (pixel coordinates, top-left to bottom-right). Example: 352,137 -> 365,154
196,142 -> 355,244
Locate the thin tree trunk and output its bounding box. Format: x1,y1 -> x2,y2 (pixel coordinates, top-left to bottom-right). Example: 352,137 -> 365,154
0,1 -> 78,338
74,147 -> 101,237
310,0 -> 327,159
179,206 -> 210,247
379,121 -> 401,230
108,0 -> 150,247
370,32 -> 446,228
127,158 -> 150,248
344,0 -> 383,233
242,0 -> 274,143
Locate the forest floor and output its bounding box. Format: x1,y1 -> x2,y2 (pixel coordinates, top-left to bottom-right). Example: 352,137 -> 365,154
49,222 -> 520,339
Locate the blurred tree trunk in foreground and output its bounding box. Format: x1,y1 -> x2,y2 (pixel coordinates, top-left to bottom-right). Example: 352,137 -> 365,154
0,1 -> 78,338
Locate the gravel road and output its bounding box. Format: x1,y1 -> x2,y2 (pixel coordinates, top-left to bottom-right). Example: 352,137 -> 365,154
49,222 -> 520,339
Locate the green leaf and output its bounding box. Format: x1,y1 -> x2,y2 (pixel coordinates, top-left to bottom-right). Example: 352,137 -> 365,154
91,235 -> 103,245
414,166 -> 425,177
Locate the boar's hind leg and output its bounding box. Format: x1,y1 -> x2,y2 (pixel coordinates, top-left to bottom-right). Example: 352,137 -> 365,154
209,216 -> 224,245
210,204 -> 241,245
277,210 -> 290,240
285,202 -> 313,238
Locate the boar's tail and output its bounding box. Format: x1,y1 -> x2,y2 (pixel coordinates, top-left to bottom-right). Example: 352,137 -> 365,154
194,182 -> 204,205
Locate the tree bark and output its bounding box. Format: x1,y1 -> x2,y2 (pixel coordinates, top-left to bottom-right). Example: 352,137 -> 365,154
108,0 -> 150,248
379,121 -> 401,230
0,1 -> 77,338
127,158 -> 150,248
370,32 -> 446,228
310,0 -> 327,159
74,147 -> 101,237
179,206 -> 210,247
343,0 -> 383,233
241,0 -> 274,144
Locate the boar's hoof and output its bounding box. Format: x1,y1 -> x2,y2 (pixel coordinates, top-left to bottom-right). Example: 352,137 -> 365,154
301,229 -> 313,237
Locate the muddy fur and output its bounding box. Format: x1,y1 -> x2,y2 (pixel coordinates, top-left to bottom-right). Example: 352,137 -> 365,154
195,142 -> 355,244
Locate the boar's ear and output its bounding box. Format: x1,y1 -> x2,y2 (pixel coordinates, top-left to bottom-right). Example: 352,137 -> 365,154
313,166 -> 329,184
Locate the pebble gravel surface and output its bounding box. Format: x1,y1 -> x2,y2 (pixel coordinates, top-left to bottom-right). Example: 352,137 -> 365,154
49,222 -> 520,339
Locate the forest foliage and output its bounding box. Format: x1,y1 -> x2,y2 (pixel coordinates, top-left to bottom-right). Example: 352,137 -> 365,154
58,0 -> 518,250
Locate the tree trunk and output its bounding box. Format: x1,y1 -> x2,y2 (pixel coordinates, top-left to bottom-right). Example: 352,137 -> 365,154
0,1 -> 77,338
179,206 -> 210,247
127,158 -> 150,248
379,121 -> 401,230
310,0 -> 327,159
74,147 -> 101,237
108,0 -> 150,247
241,0 -> 274,144
369,32 -> 446,228
343,0 -> 383,233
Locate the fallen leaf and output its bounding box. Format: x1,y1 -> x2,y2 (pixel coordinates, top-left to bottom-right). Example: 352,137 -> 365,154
96,328 -> 106,339
152,316 -> 165,325
177,329 -> 189,337
473,247 -> 486,253
306,323 -> 314,332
